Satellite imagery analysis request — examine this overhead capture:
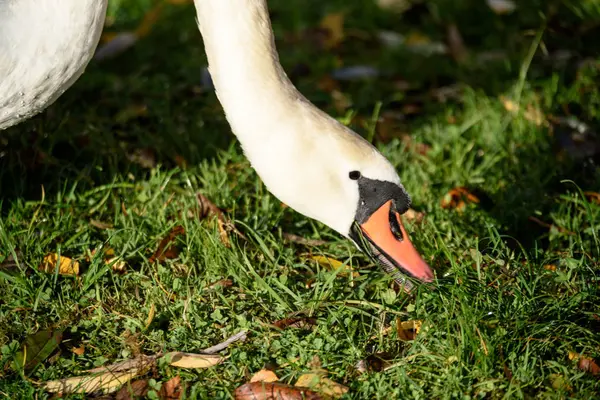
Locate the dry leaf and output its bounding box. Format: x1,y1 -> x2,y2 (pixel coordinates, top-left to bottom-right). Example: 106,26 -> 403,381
234,382 -> 323,400
441,186 -> 480,212
90,219 -> 113,229
196,193 -> 239,246
250,369 -> 279,383
41,370 -> 141,394
272,317 -> 317,330
115,379 -> 149,400
295,374 -> 349,398
584,191 -> 600,204
149,226 -> 185,263
568,352 -> 600,375
319,12 -> 345,49
71,345 -> 85,356
310,255 -> 358,278
396,319 -> 422,341
163,352 -> 223,369
107,256 -> 127,273
159,376 -> 182,400
145,304 -> 155,329
39,254 -> 79,276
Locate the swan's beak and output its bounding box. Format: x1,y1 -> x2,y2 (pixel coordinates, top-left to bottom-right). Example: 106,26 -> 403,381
350,200 -> 434,290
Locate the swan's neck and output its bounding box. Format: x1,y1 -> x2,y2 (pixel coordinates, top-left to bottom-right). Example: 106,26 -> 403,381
0,0 -> 107,130
195,0 -> 308,144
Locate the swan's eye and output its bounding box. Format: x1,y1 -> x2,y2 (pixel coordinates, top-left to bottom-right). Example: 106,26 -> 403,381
349,170 -> 361,180
389,202 -> 403,241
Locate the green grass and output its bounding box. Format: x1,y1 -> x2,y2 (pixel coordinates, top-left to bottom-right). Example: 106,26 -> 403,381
1,0 -> 599,398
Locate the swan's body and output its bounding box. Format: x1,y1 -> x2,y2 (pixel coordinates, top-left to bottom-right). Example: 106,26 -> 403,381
0,0 -> 434,286
0,0 -> 107,129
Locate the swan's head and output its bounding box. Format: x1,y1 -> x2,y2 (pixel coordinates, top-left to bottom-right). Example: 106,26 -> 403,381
330,146 -> 434,290
245,112 -> 435,290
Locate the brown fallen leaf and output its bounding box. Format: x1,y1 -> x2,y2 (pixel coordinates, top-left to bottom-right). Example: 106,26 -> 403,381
309,255 -> 358,278
41,370 -> 142,394
568,351 -> 600,375
234,382 -> 323,400
115,379 -> 149,400
441,186 -> 480,212
159,376 -> 182,400
250,369 -> 279,383
149,226 -> 185,263
107,256 -> 127,273
71,345 -> 85,356
295,374 -> 349,398
163,352 -> 223,369
196,193 -> 243,246
319,12 -> 345,49
584,191 -> 600,204
272,317 -> 317,331
39,253 -> 79,276
396,319 -> 422,341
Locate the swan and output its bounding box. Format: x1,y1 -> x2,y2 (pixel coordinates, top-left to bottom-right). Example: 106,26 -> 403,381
0,0 -> 107,129
0,0 -> 434,288
194,0 -> 433,287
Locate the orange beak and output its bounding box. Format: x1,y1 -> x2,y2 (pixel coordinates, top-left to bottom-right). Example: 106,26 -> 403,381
352,200 -> 434,289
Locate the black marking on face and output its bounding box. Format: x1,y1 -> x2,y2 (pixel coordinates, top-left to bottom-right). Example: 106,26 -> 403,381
353,175 -> 411,225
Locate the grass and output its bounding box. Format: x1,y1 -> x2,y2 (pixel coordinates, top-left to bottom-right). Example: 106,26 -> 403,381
1,0 -> 599,398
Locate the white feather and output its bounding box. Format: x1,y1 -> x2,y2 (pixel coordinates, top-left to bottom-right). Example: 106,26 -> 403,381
0,0 -> 107,129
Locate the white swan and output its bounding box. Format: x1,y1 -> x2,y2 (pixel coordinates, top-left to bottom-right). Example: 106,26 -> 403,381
0,0 -> 434,287
0,0 -> 107,129
194,0 -> 433,286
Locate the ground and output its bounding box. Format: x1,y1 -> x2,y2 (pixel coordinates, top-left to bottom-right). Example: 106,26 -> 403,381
1,0 -> 599,398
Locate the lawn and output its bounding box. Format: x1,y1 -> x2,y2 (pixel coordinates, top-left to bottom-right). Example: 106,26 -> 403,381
1,0 -> 599,398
